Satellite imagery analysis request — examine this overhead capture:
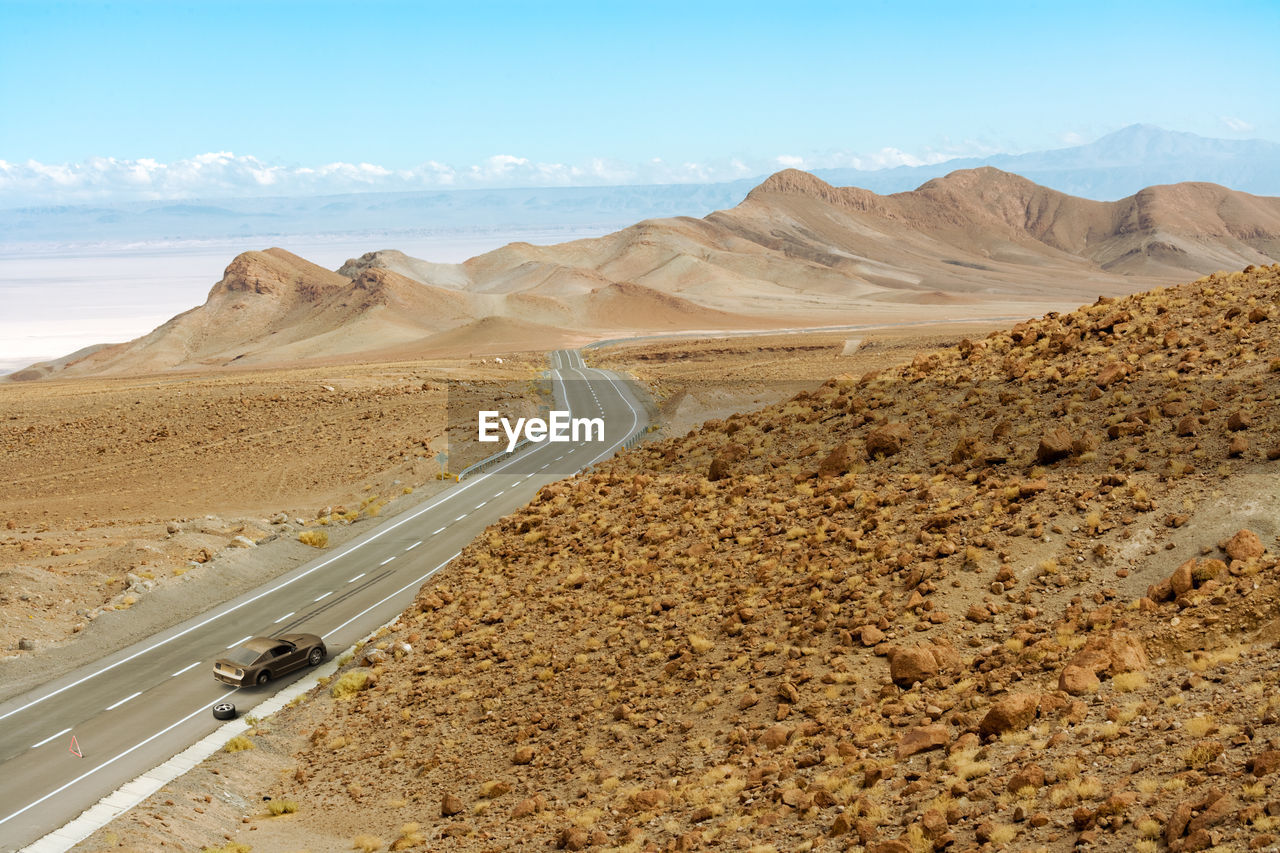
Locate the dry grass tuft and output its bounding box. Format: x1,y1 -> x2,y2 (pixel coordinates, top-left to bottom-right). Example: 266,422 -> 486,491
222,735 -> 254,753
298,529 -> 329,548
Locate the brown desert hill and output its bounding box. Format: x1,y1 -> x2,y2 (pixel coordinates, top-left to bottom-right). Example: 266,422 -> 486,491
739,167 -> 1280,277
82,265 -> 1280,853
17,169 -> 1280,379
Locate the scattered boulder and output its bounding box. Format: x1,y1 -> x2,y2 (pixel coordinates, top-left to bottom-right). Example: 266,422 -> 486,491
1224,529 -> 1264,561
708,443 -> 749,481
865,422 -> 910,458
896,724 -> 950,759
441,793 -> 464,817
1035,427 -> 1074,464
1058,665 -> 1100,696
815,443 -> 856,478
978,693 -> 1039,738
887,645 -> 939,687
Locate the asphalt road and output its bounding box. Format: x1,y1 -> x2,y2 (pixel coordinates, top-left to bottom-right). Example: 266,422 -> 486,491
0,349 -> 645,851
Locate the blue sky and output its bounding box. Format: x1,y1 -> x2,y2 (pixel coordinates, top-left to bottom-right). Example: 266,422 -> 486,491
1,0 -> 1277,201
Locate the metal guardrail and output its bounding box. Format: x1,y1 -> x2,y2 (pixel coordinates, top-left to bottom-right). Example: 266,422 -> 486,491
457,437 -> 534,481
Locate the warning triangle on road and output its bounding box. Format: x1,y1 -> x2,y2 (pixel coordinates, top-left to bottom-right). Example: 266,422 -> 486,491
69,735 -> 82,758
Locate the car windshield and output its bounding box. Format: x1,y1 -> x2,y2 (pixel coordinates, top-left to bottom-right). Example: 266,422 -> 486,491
226,647 -> 262,666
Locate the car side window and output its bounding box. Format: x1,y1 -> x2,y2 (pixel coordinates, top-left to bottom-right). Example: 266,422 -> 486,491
269,645 -> 292,657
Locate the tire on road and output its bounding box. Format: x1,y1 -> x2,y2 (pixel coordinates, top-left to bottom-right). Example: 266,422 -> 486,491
212,702 -> 237,720
256,671 -> 270,686
308,646 -> 325,667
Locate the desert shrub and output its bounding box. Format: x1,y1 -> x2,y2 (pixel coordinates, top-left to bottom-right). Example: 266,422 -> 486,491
352,835 -> 383,852
202,844 -> 252,853
330,670 -> 372,699
267,799 -> 298,816
298,530 -> 329,548
223,735 -> 254,753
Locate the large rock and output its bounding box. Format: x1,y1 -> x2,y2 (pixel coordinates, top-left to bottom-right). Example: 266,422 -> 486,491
865,422 -> 910,458
707,443 -> 748,481
1225,529 -> 1264,561
1035,427 -> 1074,464
888,645 -> 939,688
1058,665 -> 1100,696
441,793 -> 464,816
978,693 -> 1039,738
816,443 -> 856,478
896,724 -> 950,759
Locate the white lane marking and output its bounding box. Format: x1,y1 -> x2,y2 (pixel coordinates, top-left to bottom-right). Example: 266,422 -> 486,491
226,635 -> 252,650
273,611 -> 295,624
31,727 -> 72,750
475,501 -> 487,509
323,552 -> 460,641
314,591 -> 332,602
455,514 -> 467,521
347,572 -> 366,583
432,527 -> 446,535
494,490 -> 505,497
171,661 -> 201,677
0,431 -> 546,724
0,694 -> 238,829
406,540 -> 422,551
380,556 -> 395,566
106,691 -> 142,711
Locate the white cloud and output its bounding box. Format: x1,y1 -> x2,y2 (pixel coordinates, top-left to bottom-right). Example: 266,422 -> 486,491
1221,116 -> 1254,133
0,141 -> 1003,206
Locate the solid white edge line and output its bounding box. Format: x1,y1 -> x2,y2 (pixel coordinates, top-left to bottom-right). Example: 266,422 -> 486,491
30,727 -> 72,750
105,691 -> 142,711
347,572 -> 365,583
379,556 -> 395,565
314,591 -> 332,602
273,611 -> 295,624
405,540 -> 422,551
0,423 -> 550,725
225,635 -> 252,650
321,552 -> 460,642
170,661 -> 200,678
0,693 -> 237,828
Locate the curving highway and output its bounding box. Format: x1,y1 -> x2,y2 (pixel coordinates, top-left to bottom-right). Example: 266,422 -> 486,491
0,350 -> 646,852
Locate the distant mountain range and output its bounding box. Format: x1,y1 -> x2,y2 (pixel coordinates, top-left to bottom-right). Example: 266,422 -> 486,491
12,166 -> 1279,381
2,126 -> 1278,247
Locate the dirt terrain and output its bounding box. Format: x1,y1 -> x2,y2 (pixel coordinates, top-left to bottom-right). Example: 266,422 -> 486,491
78,265 -> 1280,852
0,354 -> 546,690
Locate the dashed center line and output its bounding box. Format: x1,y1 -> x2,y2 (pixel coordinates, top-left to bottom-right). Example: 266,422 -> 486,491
406,540 -> 422,551
455,514 -> 467,521
171,661 -> 201,678
475,501 -> 487,509
31,727 -> 72,750
494,490 -> 505,497
273,611 -> 295,624
314,591 -> 332,602
226,635 -> 252,650
380,556 -> 395,566
106,691 -> 142,711
347,572 -> 366,583
432,527 -> 446,536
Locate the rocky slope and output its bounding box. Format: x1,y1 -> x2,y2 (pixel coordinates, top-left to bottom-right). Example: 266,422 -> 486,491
19,171 -> 1280,379
83,265 -> 1280,852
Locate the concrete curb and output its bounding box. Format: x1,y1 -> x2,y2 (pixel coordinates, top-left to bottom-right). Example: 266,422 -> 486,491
21,616 -> 406,853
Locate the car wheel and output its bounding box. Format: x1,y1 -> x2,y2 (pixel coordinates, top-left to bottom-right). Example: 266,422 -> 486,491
212,702 -> 237,720
308,646 -> 324,666
256,671 -> 270,686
